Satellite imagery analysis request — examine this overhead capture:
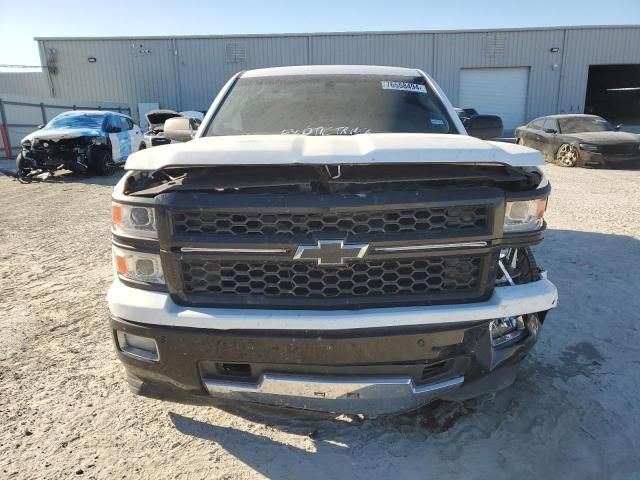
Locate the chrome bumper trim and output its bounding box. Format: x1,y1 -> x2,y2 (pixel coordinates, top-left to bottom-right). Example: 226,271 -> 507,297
203,374 -> 464,416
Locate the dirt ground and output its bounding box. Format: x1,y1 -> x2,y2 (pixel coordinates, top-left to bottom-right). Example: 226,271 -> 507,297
1,161 -> 639,479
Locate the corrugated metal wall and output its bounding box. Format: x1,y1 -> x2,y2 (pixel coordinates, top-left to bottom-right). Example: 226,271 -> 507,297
175,36 -> 309,110
39,38 -> 179,112
9,26 -> 639,123
310,33 -> 434,70
432,29 -> 566,121
559,27 -> 640,114
0,72 -> 50,97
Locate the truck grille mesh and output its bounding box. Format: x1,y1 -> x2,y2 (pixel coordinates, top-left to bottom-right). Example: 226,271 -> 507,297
172,205 -> 488,237
181,256 -> 483,299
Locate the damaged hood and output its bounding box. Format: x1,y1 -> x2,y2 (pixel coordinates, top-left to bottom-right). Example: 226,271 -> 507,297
125,133 -> 543,170
146,109 -> 181,127
22,128 -> 103,143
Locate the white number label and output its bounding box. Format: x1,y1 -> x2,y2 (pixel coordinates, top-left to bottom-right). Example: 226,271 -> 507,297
381,81 -> 427,93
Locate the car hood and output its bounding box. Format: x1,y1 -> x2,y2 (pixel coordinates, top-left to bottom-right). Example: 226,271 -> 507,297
567,131 -> 640,144
146,109 -> 181,127
125,133 -> 543,170
22,128 -> 103,143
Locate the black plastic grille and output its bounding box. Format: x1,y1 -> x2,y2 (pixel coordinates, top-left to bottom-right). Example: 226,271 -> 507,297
181,256 -> 483,300
172,205 -> 488,237
598,143 -> 639,155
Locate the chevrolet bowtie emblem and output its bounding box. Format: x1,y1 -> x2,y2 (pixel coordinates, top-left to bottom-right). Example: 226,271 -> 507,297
294,240 -> 369,266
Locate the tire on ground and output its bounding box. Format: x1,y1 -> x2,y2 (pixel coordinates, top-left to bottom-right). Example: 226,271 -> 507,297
15,152 -> 33,176
89,148 -> 116,176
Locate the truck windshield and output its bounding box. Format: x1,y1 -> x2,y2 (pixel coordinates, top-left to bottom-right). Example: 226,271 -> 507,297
558,117 -> 613,134
205,74 -> 456,136
47,113 -> 106,130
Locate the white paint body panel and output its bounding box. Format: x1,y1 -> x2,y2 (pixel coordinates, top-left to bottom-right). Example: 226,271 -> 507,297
108,277 -> 558,330
242,65 -> 422,77
125,133 -> 543,170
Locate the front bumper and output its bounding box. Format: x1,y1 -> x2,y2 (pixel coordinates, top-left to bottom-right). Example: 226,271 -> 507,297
579,150 -> 640,167
108,278 -> 556,416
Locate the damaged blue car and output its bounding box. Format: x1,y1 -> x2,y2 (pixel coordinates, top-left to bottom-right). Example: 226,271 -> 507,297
17,110 -> 144,177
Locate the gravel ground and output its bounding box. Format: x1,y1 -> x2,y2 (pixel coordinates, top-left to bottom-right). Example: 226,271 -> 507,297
1,162 -> 639,479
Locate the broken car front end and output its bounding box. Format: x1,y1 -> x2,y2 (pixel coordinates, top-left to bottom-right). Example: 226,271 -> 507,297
107,162 -> 557,416
19,135 -> 108,176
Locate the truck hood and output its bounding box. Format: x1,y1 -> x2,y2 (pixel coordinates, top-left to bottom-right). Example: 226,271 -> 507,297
22,128 -> 103,143
125,133 -> 543,170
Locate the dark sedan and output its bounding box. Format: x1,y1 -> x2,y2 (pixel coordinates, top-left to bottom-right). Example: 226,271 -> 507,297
515,114 -> 640,167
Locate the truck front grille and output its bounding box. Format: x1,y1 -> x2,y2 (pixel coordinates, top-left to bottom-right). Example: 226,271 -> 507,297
181,256 -> 484,302
159,188 -> 501,309
172,205 -> 488,237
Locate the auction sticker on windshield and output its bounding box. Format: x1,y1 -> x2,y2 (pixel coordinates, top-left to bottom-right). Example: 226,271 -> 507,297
381,81 -> 427,93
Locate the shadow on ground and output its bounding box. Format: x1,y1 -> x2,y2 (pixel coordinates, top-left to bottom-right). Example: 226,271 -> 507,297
164,228 -> 640,478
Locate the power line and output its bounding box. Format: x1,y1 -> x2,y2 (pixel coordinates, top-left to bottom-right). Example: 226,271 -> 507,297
0,64 -> 47,69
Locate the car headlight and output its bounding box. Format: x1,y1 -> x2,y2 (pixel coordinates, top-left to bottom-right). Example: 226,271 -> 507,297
112,203 -> 157,239
579,143 -> 599,152
113,246 -> 164,284
504,198 -> 547,233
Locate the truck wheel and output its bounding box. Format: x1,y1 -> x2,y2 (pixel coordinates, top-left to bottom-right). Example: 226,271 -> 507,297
91,149 -> 116,176
138,143 -> 146,151
555,144 -> 578,167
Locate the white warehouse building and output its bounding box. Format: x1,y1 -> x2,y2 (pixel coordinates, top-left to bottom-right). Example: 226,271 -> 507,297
1,25 -> 640,133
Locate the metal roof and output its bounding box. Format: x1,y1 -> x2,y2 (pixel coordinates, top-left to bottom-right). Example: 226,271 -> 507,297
33,24 -> 640,42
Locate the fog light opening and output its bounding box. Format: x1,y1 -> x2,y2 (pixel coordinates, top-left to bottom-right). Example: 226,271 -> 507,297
116,331 -> 159,362
490,316 -> 527,348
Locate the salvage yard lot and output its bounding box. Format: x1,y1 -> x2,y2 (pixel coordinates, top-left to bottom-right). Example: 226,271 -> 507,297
1,164 -> 639,479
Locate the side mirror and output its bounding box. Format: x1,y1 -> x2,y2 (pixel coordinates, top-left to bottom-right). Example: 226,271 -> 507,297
106,126 -> 122,133
164,117 -> 197,143
465,114 -> 503,140
544,128 -> 558,134
37,124 -> 45,129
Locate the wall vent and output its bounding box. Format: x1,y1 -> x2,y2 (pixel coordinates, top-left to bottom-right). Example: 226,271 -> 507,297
226,43 -> 246,63
485,35 -> 506,57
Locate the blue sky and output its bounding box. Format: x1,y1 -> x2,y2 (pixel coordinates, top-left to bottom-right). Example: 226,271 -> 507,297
1,0 -> 639,70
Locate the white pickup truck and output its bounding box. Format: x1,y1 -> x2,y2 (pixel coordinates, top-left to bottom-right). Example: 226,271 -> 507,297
107,65 -> 557,416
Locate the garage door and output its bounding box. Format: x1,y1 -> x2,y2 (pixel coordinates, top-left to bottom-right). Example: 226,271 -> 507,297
459,67 -> 529,132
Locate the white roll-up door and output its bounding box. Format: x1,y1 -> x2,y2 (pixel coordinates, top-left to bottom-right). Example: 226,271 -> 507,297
459,67 -> 529,131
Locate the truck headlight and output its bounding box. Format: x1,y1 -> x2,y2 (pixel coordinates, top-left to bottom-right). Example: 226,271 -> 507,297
504,198 -> 547,233
113,246 -> 165,284
112,203 -> 157,239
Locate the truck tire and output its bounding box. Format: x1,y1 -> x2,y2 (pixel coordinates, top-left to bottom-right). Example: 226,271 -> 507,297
90,149 -> 115,176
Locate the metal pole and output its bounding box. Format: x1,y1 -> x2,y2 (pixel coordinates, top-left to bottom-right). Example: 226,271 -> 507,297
40,102 -> 47,125
0,98 -> 12,158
